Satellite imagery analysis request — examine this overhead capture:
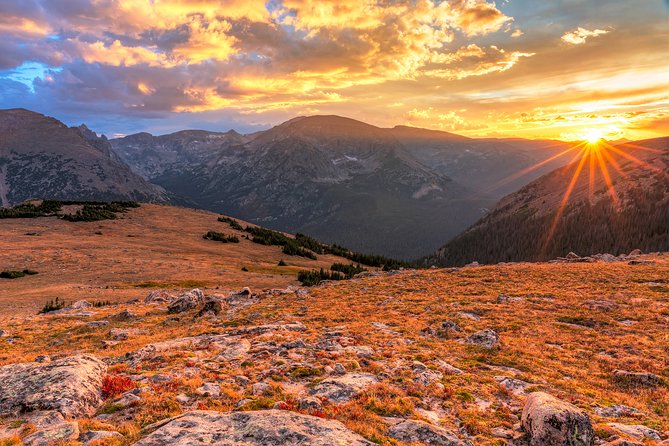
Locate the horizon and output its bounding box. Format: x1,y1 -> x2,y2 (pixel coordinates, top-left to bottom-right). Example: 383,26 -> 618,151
1,1 -> 668,140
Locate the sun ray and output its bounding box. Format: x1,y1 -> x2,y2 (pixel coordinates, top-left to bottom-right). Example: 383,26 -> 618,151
617,142 -> 664,154
542,145 -> 590,253
599,147 -> 628,178
588,144 -> 596,203
594,148 -> 620,208
483,142 -> 586,195
602,141 -> 662,173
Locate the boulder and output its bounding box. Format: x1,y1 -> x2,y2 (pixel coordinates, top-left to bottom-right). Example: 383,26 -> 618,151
0,355 -> 106,418
196,295 -> 224,318
594,405 -> 641,418
22,422 -> 79,446
465,329 -> 500,348
132,410 -> 374,445
310,373 -> 379,403
168,289 -> 205,314
79,430 -> 124,445
628,249 -> 642,257
495,376 -> 531,395
612,370 -> 662,387
607,423 -> 662,441
196,383 -> 221,397
521,392 -> 594,446
388,419 -> 465,446
145,290 -> 172,304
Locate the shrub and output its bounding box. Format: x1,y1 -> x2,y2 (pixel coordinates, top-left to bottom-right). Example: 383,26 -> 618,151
101,375 -> 135,399
0,269 -> 37,279
278,260 -> 287,266
39,297 -> 66,313
218,216 -> 243,230
203,231 -> 240,243
297,268 -> 345,286
331,263 -> 366,278
282,242 -> 317,259
241,266 -> 249,272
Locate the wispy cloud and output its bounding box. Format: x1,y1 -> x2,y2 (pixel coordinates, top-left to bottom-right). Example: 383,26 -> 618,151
561,27 -> 609,45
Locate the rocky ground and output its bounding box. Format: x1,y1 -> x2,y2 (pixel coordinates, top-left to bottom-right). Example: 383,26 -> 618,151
0,252 -> 668,445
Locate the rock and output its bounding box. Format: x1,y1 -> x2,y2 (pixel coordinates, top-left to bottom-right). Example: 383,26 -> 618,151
230,287 -> 252,298
252,382 -> 271,396
168,289 -> 205,314
216,339 -> 251,361
132,410 -> 374,445
226,322 -> 307,336
23,422 -> 79,446
496,376 -> 532,395
344,345 -> 375,358
388,419 -> 465,446
628,249 -> 642,257
607,423 -> 662,441
333,363 -> 347,375
176,394 -> 190,404
612,370 -> 662,387
196,295 -> 224,317
110,328 -> 146,341
594,405 -> 641,418
521,392 -> 594,446
0,329 -> 8,337
69,300 -> 91,310
413,363 -> 443,386
145,290 -> 172,303
112,309 -> 136,321
87,320 -> 109,328
297,396 -> 323,412
0,354 -> 106,418
113,392 -> 141,408
149,374 -> 173,384
196,383 -> 221,397
465,261 -> 480,267
34,355 -> 50,363
434,359 -> 464,375
465,329 -> 500,348
497,294 -> 524,303
26,410 -> 65,428
566,252 -> 581,259
601,440 -> 643,446
79,430 -> 124,445
310,373 -> 379,403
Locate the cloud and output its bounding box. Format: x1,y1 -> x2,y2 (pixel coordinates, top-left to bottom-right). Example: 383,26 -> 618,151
561,27 -> 609,45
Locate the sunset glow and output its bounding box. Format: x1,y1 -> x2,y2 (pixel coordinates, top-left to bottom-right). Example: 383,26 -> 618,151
0,1 -> 668,139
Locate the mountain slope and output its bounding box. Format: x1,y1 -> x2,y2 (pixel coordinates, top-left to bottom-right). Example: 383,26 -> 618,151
0,109 -> 167,206
112,116 -> 575,259
428,137 -> 669,266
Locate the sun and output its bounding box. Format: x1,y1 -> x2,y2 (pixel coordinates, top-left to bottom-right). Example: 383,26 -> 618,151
583,129 -> 605,144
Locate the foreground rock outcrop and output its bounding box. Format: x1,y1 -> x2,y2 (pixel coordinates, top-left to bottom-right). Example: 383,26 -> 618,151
132,410 -> 374,445
521,392 -> 594,446
0,355 -> 106,418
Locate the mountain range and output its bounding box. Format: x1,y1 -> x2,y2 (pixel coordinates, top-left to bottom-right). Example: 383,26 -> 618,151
2,108 -> 665,262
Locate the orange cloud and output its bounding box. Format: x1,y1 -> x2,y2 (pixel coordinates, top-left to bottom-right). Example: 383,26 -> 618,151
561,27 -> 609,45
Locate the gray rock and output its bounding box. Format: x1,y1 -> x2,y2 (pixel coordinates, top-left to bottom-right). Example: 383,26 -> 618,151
196,295 -> 224,317
113,392 -> 141,408
252,382 -> 271,396
196,383 -> 221,397
168,289 -> 205,314
176,394 -> 190,404
0,329 -> 9,337
495,376 -> 532,395
388,419 -> 465,446
465,329 -> 500,348
0,355 -> 106,419
607,423 -> 662,441
594,405 -> 641,418
79,430 -> 124,445
612,370 -> 662,387
87,320 -> 109,328
521,392 -> 594,446
216,339 -> 251,362
26,410 -> 66,428
23,421 -> 79,446
333,363 -> 347,375
601,440 -> 643,446
344,345 -> 375,358
69,300 -> 92,310
310,373 -> 379,403
226,322 -> 307,336
112,309 -> 136,321
297,396 -> 323,412
145,290 -> 172,303
132,410 -> 374,445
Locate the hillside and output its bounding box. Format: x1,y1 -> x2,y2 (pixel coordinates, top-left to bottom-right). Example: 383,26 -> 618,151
428,138 -> 669,266
1,245 -> 667,445
0,203 -> 375,316
111,116 -> 571,259
0,109 -> 167,206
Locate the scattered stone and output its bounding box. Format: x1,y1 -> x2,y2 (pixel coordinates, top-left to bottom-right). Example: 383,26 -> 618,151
176,394 -> 190,404
34,355 -> 50,363
79,430 -> 124,445
434,359 -> 464,375
87,320 -> 109,328
388,419 -> 465,446
413,362 -> 443,386
196,295 -> 224,318
628,249 -> 642,257
607,423 -> 662,441
113,392 -> 141,408
69,300 -> 91,311
132,410 -> 374,445
565,252 -> 581,260
601,440 -> 642,446
196,383 -> 221,397
112,309 -> 136,321
0,354 -> 106,418
465,329 -> 500,348
333,363 -> 347,375
225,322 -> 307,336
168,289 -> 205,314
252,382 -> 271,396
149,374 -> 173,384
521,392 -> 594,446
344,345 -> 375,358
23,422 -> 79,446
297,396 -> 323,412
465,261 -> 480,267
216,339 -> 251,361
612,370 -> 662,387
310,373 -> 379,403
145,290 -> 172,304
26,410 -> 65,428
594,405 -> 641,418
495,376 -> 531,395
110,328 -> 146,341
0,329 -> 8,337
497,294 -> 524,303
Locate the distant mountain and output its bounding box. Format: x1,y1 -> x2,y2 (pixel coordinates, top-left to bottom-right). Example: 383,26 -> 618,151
112,115 -> 573,259
0,109 -> 167,206
427,137 -> 669,266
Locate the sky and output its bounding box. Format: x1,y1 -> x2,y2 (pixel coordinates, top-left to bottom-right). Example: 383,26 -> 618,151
0,0 -> 668,140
